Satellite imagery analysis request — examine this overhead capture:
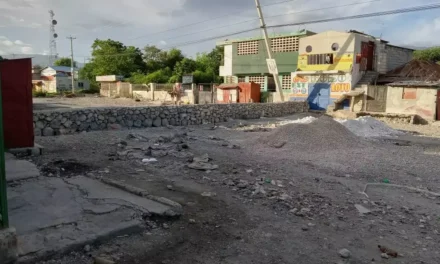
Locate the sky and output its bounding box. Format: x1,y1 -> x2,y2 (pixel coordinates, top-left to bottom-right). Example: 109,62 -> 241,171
0,0 -> 440,61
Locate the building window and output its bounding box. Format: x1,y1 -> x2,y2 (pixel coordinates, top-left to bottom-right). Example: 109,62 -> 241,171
225,76 -> 237,84
248,76 -> 265,90
306,45 -> 312,53
402,87 -> 417,99
307,54 -> 334,65
237,40 -> 259,55
282,75 -> 291,90
237,77 -> 246,83
271,36 -> 299,52
78,82 -> 84,88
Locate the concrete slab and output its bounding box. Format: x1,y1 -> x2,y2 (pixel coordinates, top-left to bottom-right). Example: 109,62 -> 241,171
5,157 -> 40,182
8,143 -> 44,156
8,176 -> 179,263
0,228 -> 17,264
5,160 -> 40,182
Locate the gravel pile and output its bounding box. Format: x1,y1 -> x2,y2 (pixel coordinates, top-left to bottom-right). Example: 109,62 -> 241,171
278,116 -> 317,126
338,116 -> 404,138
258,116 -> 363,149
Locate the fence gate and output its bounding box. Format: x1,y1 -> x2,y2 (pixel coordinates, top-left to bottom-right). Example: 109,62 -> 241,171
366,85 -> 387,112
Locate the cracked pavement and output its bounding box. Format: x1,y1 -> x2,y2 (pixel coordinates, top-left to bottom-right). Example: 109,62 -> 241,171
7,171 -> 180,263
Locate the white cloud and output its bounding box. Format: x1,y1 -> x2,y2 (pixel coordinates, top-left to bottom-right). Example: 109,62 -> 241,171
20,46 -> 33,54
2,40 -> 13,46
0,36 -> 33,55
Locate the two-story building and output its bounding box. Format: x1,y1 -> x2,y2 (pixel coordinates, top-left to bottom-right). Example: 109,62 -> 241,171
291,30 -> 414,110
217,30 -> 315,94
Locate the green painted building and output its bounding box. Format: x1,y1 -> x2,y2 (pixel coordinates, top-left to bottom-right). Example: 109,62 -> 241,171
217,30 -> 315,93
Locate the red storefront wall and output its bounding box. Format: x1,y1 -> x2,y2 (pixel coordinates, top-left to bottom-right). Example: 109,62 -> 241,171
0,58 -> 34,148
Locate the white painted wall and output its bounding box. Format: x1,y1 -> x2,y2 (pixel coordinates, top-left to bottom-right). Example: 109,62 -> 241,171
298,31 -> 356,55
220,44 -> 233,77
41,68 -> 57,77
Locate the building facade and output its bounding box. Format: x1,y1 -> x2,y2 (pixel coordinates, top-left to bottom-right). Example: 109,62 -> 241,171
290,30 -> 414,110
217,30 -> 315,93
36,66 -> 89,93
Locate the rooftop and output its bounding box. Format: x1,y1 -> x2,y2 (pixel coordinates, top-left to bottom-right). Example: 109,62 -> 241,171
378,59 -> 440,84
216,30 -> 314,46
46,66 -> 78,72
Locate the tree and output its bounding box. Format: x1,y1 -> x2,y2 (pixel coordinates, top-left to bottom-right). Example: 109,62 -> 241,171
143,45 -> 167,72
173,58 -> 197,82
88,39 -> 145,77
54,57 -> 77,67
414,47 -> 440,63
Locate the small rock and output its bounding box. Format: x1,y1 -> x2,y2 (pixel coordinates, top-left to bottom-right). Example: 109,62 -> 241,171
163,223 -> 170,229
237,180 -> 249,189
289,208 -> 298,214
167,185 -> 174,191
201,192 -> 215,197
301,225 -> 309,231
381,253 -> 389,259
355,204 -> 371,215
225,179 -> 236,186
338,248 -> 351,259
94,257 -> 115,264
246,169 -> 253,174
189,219 -> 196,224
84,245 -> 91,252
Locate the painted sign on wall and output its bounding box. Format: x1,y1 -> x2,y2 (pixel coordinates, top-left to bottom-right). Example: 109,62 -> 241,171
290,73 -> 352,100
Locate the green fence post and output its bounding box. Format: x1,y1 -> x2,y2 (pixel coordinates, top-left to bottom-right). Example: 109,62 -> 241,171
0,72 -> 9,228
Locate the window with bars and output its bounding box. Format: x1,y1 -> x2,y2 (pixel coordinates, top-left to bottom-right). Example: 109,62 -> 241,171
307,54 -> 334,65
237,40 -> 259,55
271,36 -> 300,52
237,77 -> 246,83
282,75 -> 291,90
248,76 -> 265,90
225,76 -> 238,84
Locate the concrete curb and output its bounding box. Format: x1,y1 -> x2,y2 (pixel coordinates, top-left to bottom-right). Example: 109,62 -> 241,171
97,177 -> 183,216
17,222 -> 144,264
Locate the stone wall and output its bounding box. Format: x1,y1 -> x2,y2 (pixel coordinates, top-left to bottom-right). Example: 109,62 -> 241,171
34,102 -> 308,136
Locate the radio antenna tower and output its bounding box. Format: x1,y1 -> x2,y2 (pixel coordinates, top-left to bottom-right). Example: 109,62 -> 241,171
48,10 -> 58,66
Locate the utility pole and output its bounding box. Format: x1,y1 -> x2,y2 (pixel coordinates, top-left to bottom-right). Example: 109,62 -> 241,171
67,36 -> 76,93
254,0 -> 284,102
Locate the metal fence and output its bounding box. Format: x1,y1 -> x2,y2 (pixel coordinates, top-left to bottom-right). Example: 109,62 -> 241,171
155,83 -> 174,92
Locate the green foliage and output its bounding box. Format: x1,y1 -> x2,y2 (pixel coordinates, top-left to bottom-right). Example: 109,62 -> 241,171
80,39 -> 223,85
54,57 -> 77,67
129,68 -> 172,84
32,90 -> 47,97
89,39 -> 145,77
413,47 -> 440,62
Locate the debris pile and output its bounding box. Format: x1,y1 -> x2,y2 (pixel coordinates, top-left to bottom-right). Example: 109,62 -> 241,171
257,116 -> 362,149
337,116 -> 404,138
111,131 -> 194,162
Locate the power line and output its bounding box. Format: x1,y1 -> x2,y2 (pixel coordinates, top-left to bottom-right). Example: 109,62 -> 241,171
150,0 -> 380,45
129,0 -> 299,41
266,3 -> 440,29
168,3 -> 440,48
75,3 -> 440,58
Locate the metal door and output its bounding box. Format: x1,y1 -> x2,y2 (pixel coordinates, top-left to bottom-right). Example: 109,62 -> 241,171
366,85 -> 387,112
308,83 -> 330,110
437,90 -> 440,121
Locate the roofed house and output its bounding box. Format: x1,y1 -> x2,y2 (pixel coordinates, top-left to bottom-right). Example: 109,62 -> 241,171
36,66 -> 89,93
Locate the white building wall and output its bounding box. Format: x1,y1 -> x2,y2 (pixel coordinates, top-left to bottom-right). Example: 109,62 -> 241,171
220,44 -> 233,77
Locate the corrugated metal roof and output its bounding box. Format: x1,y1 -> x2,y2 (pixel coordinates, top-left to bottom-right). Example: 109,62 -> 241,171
48,66 -> 76,72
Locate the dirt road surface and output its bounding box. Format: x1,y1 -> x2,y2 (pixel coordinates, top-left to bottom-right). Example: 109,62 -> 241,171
28,114 -> 440,264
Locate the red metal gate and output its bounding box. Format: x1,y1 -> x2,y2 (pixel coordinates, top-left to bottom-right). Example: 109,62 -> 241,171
361,42 -> 375,71
0,58 -> 34,148
437,90 -> 440,121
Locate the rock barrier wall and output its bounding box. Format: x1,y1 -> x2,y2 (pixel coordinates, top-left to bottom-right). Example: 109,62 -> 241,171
33,102 -> 308,136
